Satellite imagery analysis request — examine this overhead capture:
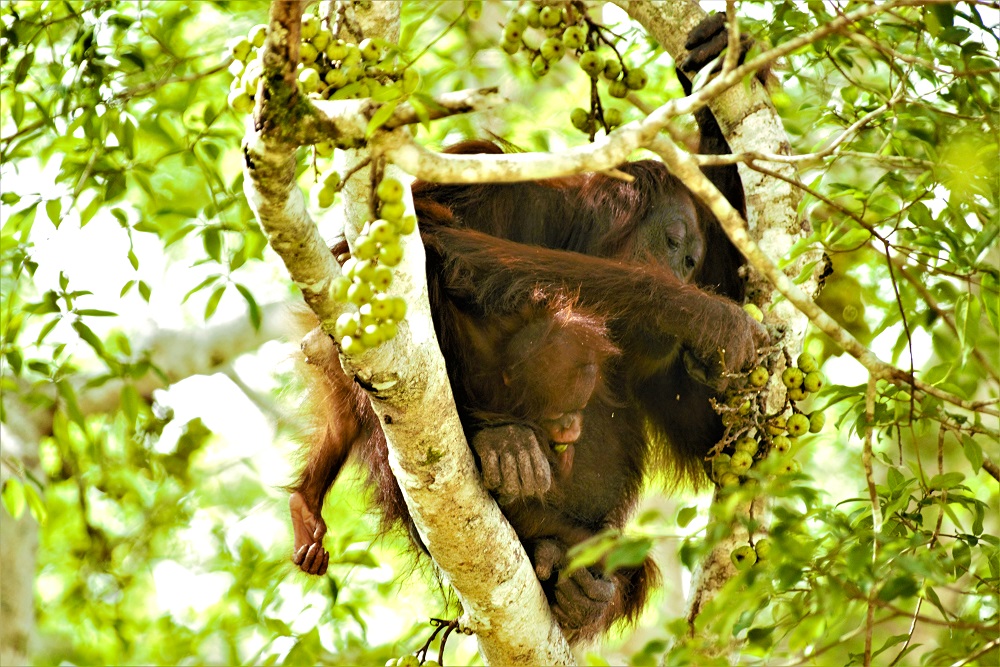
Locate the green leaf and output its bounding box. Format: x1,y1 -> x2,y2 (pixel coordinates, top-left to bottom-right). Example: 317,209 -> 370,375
105,172 -> 127,202
5,350 -> 23,375
1,478 -> 26,519
371,85 -> 402,104
24,484 -> 47,525
27,360 -> 51,375
11,92 -> 24,128
263,617 -> 292,637
961,296 -> 980,355
230,246 -> 247,271
871,634 -> 909,659
923,586 -> 947,617
71,320 -> 106,357
334,550 -> 379,568
787,615 -> 825,652
365,100 -> 399,139
138,280 -> 152,302
781,234 -> 820,266
794,259 -> 821,285
972,501 -> 984,536
45,198 -> 63,227
605,536 -> 653,575
235,284 -> 261,330
746,626 -> 775,649
886,466 -> 905,490
13,51 -> 34,85
26,292 -> 61,315
78,192 -> 104,226
204,284 -> 225,320
908,201 -> 932,227
955,293 -> 970,349
676,505 -> 698,528
566,532 -> 618,573
407,95 -> 431,130
120,280 -> 135,297
283,628 -> 321,667
952,542 -> 971,574
183,275 -> 220,303
4,200 -> 37,236
828,228 -> 871,251
116,332 -> 132,356
121,384 -> 140,424
76,309 -> 117,317
938,26 -> 970,45
927,472 -> 965,490
981,272 -> 999,331
961,435 -> 984,473
878,574 -> 919,601
931,5 -> 955,32
203,227 -> 222,262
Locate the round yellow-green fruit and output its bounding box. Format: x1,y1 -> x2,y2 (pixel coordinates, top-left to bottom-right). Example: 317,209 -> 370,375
809,411 -> 825,433
796,352 -> 818,373
731,545 -> 757,570
781,366 -> 804,389
786,413 -> 810,437
730,450 -> 753,474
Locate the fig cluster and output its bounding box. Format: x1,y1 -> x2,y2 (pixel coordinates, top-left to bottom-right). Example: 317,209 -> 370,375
712,347 -> 827,487
781,352 -> 825,400
731,537 -> 771,570
331,177 -> 414,355
227,15 -> 419,114
499,2 -> 643,136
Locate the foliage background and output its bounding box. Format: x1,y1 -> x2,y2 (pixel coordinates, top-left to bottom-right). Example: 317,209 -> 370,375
1,1 -> 997,665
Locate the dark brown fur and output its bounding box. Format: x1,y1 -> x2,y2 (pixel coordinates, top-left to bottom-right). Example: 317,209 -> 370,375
289,18 -> 769,642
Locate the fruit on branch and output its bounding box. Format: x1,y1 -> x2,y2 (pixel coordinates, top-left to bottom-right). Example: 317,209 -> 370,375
731,545 -> 757,570
781,366 -> 804,389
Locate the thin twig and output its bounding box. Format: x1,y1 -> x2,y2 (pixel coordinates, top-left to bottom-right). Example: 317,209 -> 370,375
864,375 -> 883,535
950,639 -> 1000,667
723,1 -> 740,76
887,597 -> 923,667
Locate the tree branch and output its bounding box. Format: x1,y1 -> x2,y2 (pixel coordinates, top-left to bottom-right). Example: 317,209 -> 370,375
284,87 -> 506,148
244,2 -> 573,663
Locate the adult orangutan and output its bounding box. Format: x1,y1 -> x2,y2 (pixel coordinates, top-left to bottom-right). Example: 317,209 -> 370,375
289,14 -> 768,641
